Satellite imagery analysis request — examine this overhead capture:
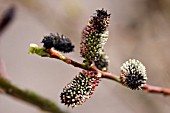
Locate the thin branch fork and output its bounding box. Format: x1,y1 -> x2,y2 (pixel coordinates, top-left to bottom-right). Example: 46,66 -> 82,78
49,49 -> 121,83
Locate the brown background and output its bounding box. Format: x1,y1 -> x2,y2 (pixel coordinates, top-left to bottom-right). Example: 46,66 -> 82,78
0,0 -> 170,113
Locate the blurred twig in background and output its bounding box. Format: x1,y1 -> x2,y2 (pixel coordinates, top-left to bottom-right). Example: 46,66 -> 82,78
0,76 -> 66,113
0,5 -> 16,36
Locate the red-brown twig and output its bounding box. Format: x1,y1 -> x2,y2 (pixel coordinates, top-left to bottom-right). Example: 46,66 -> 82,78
49,49 -> 121,83
142,84 -> 170,96
48,48 -> 170,96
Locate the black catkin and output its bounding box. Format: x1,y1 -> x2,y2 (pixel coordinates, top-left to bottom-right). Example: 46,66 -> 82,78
42,33 -> 74,53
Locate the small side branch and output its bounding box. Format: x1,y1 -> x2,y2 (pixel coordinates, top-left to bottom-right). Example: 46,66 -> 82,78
142,84 -> 170,96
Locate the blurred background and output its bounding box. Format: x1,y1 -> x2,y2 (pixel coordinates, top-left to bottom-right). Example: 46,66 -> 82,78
0,0 -> 170,113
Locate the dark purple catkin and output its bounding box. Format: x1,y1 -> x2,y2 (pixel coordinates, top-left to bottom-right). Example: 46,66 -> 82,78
80,9 -> 110,62
60,70 -> 101,108
42,33 -> 74,53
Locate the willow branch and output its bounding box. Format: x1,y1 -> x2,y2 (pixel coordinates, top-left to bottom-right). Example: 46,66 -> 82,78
49,48 -> 121,83
0,76 -> 66,113
29,44 -> 170,96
